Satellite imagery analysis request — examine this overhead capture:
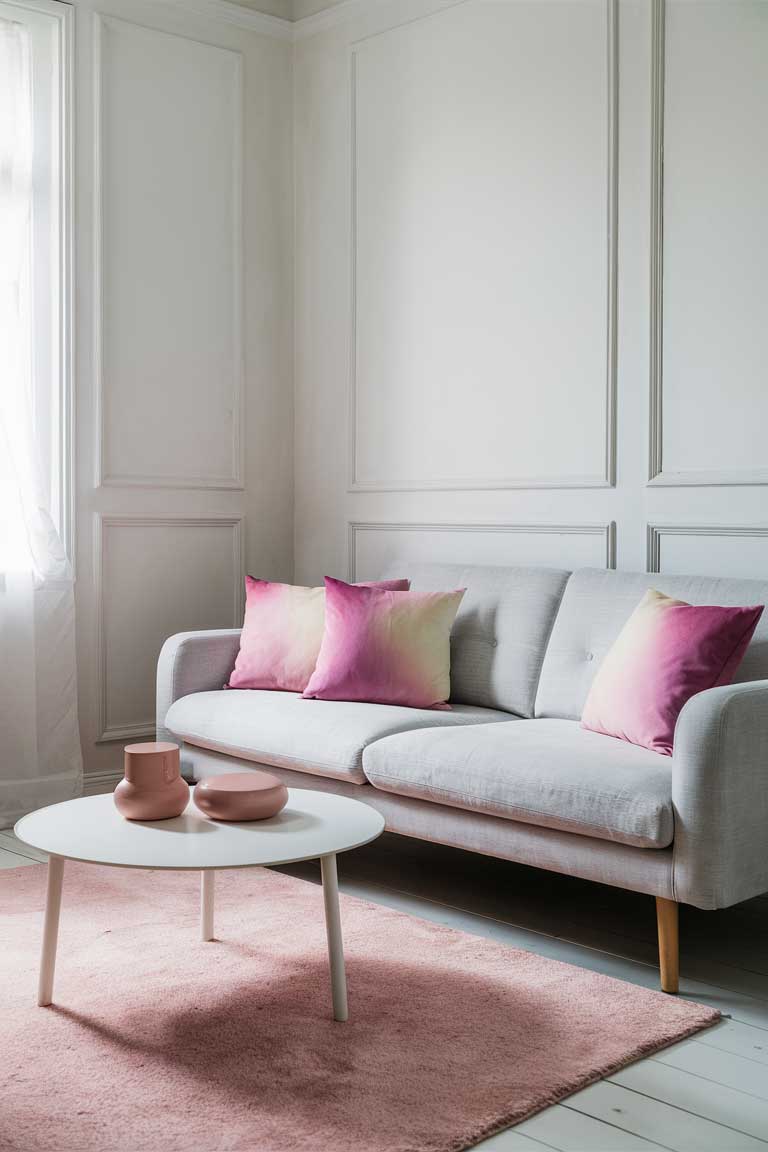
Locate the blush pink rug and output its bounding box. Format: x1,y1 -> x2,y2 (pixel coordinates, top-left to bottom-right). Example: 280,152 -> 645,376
1,862 -> 717,1152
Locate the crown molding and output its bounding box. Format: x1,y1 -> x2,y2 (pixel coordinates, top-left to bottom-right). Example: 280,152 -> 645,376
293,0 -> 475,41
157,0 -> 455,42
156,0 -> 293,38
293,0 -> 379,39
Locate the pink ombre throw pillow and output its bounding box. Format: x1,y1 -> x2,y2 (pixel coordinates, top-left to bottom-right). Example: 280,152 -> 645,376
228,576 -> 410,693
581,589 -> 763,755
302,577 -> 465,709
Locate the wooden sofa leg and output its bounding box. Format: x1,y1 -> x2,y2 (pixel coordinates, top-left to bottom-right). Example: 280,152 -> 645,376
656,897 -> 679,993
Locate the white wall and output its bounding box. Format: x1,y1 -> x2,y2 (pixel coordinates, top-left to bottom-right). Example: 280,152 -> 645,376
72,0 -> 293,781
293,0 -> 768,588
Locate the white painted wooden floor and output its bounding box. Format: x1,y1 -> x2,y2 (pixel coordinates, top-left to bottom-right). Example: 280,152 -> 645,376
3,821 -> 767,1152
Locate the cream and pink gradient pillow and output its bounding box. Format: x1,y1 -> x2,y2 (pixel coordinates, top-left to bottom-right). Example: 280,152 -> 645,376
581,589 -> 763,755
302,577 -> 465,709
228,576 -> 409,693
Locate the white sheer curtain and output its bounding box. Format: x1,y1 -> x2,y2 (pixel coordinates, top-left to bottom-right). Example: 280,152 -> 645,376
0,15 -> 82,827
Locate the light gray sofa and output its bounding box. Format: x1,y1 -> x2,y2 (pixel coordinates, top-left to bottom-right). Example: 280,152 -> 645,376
157,563 -> 768,993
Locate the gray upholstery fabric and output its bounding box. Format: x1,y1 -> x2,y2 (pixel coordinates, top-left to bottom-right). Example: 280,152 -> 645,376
672,679 -> 768,908
363,719 -> 673,849
536,568 -> 768,721
381,562 -> 570,717
156,629 -> 242,744
157,575 -> 768,910
180,744 -> 674,900
165,689 -> 512,785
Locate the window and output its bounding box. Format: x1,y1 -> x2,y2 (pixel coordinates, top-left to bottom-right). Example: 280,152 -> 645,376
0,0 -> 72,570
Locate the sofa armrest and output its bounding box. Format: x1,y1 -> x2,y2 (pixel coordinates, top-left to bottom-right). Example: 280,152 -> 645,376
156,630 -> 242,744
672,679 -> 768,909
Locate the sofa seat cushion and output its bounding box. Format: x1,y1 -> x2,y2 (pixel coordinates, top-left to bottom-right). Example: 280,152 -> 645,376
165,690 -> 513,785
362,719 -> 673,848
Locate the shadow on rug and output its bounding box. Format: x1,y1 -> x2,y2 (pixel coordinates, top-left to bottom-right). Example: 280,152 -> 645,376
1,862 -> 718,1152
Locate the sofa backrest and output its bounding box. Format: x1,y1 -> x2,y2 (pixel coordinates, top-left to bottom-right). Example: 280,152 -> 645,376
536,568 -> 768,720
382,562 -> 570,717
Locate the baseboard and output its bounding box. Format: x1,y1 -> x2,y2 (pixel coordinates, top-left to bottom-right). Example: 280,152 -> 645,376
83,770 -> 123,797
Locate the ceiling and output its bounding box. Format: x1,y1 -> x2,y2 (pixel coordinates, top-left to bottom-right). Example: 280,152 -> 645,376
229,0 -> 348,21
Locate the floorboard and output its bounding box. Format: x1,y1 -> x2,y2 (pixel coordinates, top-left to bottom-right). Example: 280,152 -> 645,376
563,1081 -> 768,1151
611,1060 -> 768,1142
0,846 -> 39,869
465,1130 -> 554,1151
652,1041 -> 768,1102
0,830 -> 47,863
517,1104 -> 668,1150
697,1019 -> 768,1063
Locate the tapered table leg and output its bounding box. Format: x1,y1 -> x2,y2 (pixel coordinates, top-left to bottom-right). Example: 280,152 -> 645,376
201,870 -> 215,941
321,853 -> 348,1022
38,854 -> 65,1006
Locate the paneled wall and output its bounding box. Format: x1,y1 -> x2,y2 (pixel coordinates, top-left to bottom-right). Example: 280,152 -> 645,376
72,0 -> 293,781
294,0 -> 768,590
72,0 -> 768,781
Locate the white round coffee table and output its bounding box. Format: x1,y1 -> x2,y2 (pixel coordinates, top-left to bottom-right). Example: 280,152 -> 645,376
15,790 -> 384,1021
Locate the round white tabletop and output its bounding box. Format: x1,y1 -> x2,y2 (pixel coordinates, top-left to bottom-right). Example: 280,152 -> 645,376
15,789 -> 385,871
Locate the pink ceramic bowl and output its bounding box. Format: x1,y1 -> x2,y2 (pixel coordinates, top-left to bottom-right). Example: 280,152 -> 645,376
193,771 -> 288,821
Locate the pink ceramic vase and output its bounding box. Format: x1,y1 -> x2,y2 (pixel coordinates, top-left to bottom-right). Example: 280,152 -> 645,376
114,742 -> 189,820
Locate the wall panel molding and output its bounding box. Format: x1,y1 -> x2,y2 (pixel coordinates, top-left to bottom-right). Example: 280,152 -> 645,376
647,0 -> 665,485
95,514 -> 244,742
648,0 -> 768,488
93,13 -> 244,491
159,0 -> 292,38
347,0 -> 618,493
349,520 -> 617,580
647,523 -> 768,574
